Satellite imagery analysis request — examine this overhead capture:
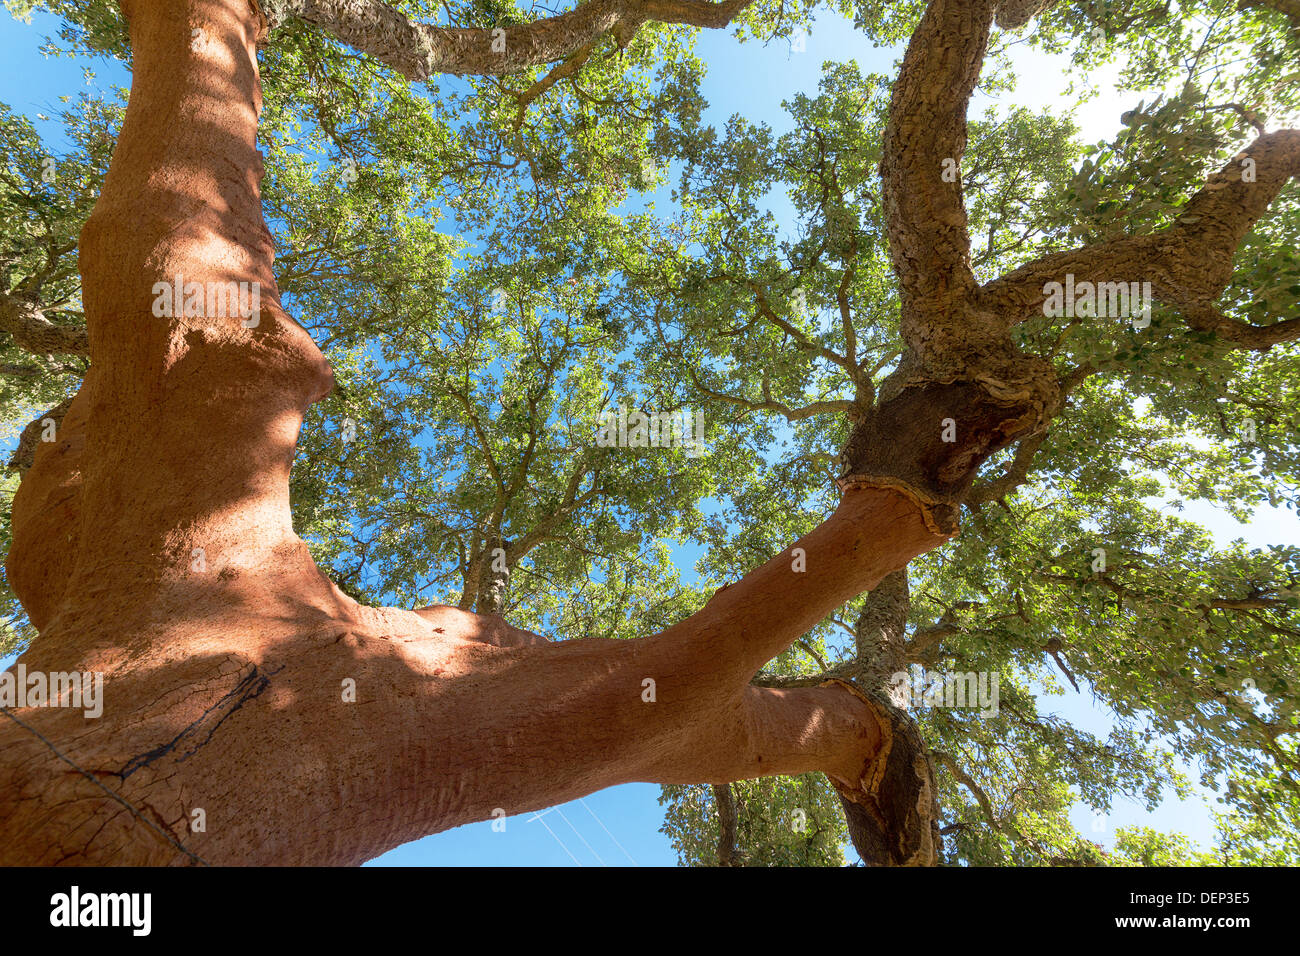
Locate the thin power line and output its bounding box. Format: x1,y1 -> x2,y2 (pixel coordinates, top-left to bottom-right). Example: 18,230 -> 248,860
554,806 -> 606,866
528,808 -> 582,866
580,796 -> 638,866
0,705 -> 209,866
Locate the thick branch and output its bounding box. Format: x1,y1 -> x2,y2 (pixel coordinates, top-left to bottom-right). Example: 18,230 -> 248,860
0,293 -> 88,357
977,129 -> 1300,347
1178,300 -> 1300,351
277,0 -> 754,79
878,0 -> 996,311
862,0 -> 1064,479
688,367 -> 853,422
512,40 -> 599,128
824,678 -> 942,866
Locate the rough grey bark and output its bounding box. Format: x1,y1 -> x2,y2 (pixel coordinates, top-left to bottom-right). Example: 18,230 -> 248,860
836,0 -> 1062,535
474,534 -> 510,616
977,129 -> 1300,342
268,0 -> 755,78
855,570 -> 912,707
0,293 -> 88,357
713,783 -> 740,865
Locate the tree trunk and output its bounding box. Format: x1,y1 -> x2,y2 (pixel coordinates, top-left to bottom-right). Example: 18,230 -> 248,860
820,570 -> 943,866
855,569 -> 912,706
713,783 -> 740,866
0,0 -> 954,866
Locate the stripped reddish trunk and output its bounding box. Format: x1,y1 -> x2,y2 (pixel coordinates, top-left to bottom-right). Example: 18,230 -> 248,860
0,0 -> 951,865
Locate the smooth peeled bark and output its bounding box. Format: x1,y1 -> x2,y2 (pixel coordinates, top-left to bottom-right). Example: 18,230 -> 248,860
0,0 -> 958,865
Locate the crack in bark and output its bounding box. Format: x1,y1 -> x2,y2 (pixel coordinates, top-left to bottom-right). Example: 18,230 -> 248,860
119,664 -> 284,780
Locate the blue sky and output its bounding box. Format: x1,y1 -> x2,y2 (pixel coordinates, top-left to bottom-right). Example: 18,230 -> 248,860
2,6 -> 1296,866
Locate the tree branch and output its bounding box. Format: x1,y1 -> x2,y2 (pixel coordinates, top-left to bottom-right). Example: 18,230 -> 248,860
511,39 -> 600,128
879,0 -> 997,312
687,367 -> 853,422
0,293 -> 88,358
966,431 -> 1047,504
1177,300 -> 1300,351
854,569 -> 911,697
276,0 -> 755,79
976,129 -> 1300,349
932,750 -> 1007,834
